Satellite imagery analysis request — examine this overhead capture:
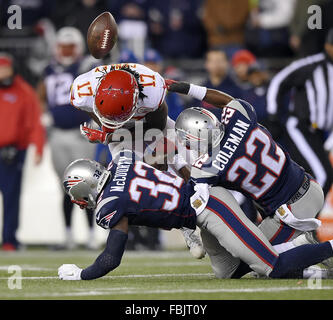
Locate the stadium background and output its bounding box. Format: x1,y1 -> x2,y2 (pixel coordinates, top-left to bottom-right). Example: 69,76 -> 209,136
1,0 -> 333,249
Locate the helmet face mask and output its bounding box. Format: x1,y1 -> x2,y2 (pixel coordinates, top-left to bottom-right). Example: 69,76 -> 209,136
63,159 -> 110,210
94,69 -> 140,129
175,107 -> 225,154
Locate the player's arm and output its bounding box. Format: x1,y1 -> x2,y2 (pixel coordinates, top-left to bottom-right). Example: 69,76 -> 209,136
58,216 -> 128,280
165,79 -> 233,108
166,80 -> 254,120
178,166 -> 191,183
143,100 -> 168,132
87,111 -> 102,127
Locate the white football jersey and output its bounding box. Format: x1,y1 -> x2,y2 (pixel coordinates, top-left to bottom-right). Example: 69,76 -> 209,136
70,63 -> 166,126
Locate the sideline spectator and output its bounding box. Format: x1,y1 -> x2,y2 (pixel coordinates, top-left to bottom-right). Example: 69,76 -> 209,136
246,0 -> 296,57
51,0 -> 106,55
0,53 -> 45,251
202,0 -> 250,58
148,0 -> 206,58
200,49 -> 242,118
289,0 -> 331,57
37,27 -> 97,250
109,0 -> 150,60
231,49 -> 270,122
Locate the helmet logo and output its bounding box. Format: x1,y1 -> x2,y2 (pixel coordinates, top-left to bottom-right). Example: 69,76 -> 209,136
63,177 -> 83,192
97,210 -> 117,228
185,132 -> 203,141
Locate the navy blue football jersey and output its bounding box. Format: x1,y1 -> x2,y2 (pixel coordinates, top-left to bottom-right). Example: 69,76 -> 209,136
191,99 -> 305,215
95,150 -> 197,230
44,60 -> 91,129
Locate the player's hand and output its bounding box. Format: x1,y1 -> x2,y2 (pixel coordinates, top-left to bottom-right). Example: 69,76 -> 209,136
164,79 -> 190,94
80,122 -> 110,145
165,79 -> 178,91
58,264 -> 82,280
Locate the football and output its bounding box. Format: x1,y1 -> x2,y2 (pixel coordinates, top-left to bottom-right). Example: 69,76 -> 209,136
87,11 -> 118,59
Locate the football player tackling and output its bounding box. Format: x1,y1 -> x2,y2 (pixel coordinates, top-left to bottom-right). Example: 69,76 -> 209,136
58,150 -> 333,280
70,62 -> 204,257
167,79 -> 332,274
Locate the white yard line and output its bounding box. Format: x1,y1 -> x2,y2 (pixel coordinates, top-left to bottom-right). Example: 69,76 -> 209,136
0,272 -> 215,280
0,265 -> 53,271
0,250 -> 192,259
0,260 -> 208,272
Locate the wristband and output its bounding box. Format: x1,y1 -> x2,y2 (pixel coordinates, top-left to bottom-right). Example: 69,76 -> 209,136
173,153 -> 188,171
188,84 -> 207,101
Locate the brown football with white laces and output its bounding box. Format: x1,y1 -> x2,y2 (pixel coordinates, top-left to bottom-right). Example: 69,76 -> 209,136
87,11 -> 118,59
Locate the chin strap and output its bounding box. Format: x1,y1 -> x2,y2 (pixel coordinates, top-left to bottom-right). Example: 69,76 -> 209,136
71,199 -> 88,210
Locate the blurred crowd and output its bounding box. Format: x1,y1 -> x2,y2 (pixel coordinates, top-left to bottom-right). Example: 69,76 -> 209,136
1,0 -> 333,84
1,0 -> 333,251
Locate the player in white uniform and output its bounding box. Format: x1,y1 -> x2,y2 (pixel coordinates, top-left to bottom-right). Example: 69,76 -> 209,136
69,63 -> 204,257
71,63 -> 166,130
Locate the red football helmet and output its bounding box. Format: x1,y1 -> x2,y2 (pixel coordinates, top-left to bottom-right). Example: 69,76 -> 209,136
94,69 -> 140,129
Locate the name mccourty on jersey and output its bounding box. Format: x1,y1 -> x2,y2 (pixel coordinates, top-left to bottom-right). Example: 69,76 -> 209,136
110,155 -> 132,192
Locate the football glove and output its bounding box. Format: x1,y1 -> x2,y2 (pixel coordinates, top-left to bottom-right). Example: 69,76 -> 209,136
80,122 -> 111,145
165,79 -> 190,94
58,264 -> 82,280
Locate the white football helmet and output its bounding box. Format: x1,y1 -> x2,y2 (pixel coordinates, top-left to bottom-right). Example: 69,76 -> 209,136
63,159 -> 110,209
175,107 -> 225,154
55,27 -> 84,66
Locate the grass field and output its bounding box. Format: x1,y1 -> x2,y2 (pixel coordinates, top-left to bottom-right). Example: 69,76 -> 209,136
0,249 -> 333,300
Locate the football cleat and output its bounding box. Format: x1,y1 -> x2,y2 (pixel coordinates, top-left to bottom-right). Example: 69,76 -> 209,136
292,231 -> 319,246
180,227 -> 206,259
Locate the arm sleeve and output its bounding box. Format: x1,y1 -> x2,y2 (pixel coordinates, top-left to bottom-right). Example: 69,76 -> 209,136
227,99 -> 257,122
81,229 -> 128,280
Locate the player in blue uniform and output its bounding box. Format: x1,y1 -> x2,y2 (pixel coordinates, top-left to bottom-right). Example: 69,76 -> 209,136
58,150 -> 333,280
181,99 -> 309,218
167,79 -> 331,273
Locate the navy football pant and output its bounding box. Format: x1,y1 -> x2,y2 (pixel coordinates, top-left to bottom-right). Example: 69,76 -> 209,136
0,149 -> 26,246
198,186 -> 332,278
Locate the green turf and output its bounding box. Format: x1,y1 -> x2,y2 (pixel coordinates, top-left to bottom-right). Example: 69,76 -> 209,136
0,249 -> 332,300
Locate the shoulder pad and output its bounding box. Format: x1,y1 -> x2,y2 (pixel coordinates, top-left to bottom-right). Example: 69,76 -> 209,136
226,99 -> 256,122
